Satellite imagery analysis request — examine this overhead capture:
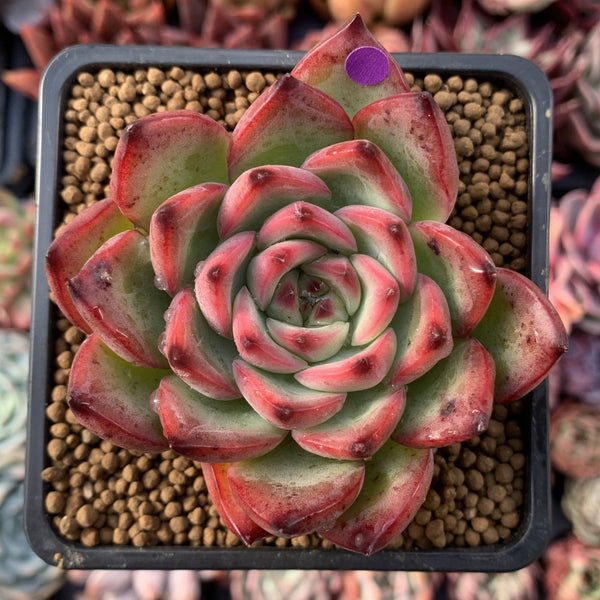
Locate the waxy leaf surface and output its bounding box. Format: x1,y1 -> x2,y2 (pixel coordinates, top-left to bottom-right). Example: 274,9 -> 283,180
68,334 -> 168,453
46,198 -> 133,333
353,92 -> 458,223
291,15 -> 411,118
227,74 -> 354,181
472,268 -> 568,403
67,230 -> 170,369
152,375 -> 286,462
202,462 -> 269,546
228,438 -> 365,537
111,110 -> 229,230
393,337 -> 495,447
320,441 -> 433,555
163,286 -> 240,400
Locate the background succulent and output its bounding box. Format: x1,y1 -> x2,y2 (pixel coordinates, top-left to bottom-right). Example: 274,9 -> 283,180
0,187 -> 34,331
549,402 -> 600,480
229,569 -> 441,600
562,475 -> 600,547
1,0 -> 297,100
549,175 -> 600,335
543,534 -> 600,600
445,565 -> 541,600
553,21 -> 600,168
554,329 -> 600,409
0,330 -> 64,600
44,15 -> 566,555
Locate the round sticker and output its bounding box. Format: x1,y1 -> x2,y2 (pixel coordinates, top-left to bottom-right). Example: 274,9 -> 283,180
345,46 -> 389,86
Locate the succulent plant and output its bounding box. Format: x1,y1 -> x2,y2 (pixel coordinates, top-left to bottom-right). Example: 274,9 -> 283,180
549,402 -> 600,479
562,474 -> 600,547
554,329 -> 600,408
229,569 -> 441,600
543,534 -> 600,600
66,568 -> 223,600
311,0 -> 432,27
549,176 -> 600,335
553,21 -> 600,168
2,0 -> 293,100
45,15 -> 567,555
475,0 -> 556,15
0,188 -> 34,331
445,565 -> 541,600
0,330 -> 64,600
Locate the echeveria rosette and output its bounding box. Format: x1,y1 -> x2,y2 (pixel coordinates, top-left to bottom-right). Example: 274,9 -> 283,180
45,16 -> 568,555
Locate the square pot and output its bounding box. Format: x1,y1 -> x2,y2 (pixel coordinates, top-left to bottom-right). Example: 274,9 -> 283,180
26,45 -> 553,571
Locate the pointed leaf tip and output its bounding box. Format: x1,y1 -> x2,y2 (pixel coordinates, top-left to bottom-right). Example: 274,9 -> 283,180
292,15 -> 411,118
227,75 -> 354,180
473,268 -> 569,404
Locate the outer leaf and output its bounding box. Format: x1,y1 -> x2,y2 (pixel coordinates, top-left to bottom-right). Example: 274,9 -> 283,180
149,183 -> 227,296
46,198 -> 133,333
353,92 -> 458,223
218,165 -> 332,240
292,385 -> 405,459
195,231 -> 256,339
228,438 -> 365,537
163,287 -> 240,400
410,221 -> 497,337
335,204 -> 417,300
67,230 -> 170,369
294,328 -> 397,392
291,14 -> 411,118
201,462 -> 269,546
392,337 -> 495,448
110,110 -> 230,230
227,74 -> 354,181
302,140 -> 412,221
232,358 -> 346,429
152,374 -> 286,462
68,334 -> 169,453
388,274 -> 453,386
472,268 -> 569,403
320,440 -> 433,555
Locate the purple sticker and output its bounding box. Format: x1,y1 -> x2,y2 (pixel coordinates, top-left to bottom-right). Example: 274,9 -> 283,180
345,46 -> 389,86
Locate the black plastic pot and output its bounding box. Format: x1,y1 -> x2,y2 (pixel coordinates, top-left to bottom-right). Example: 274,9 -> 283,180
26,45 -> 553,572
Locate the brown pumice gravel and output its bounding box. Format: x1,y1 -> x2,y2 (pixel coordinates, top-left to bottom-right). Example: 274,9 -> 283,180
44,66 -> 531,552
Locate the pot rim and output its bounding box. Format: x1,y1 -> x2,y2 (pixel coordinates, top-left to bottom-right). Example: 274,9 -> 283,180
26,45 -> 553,571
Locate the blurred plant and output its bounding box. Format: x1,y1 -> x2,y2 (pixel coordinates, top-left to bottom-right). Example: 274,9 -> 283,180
543,534 -> 600,600
445,565 -> 541,600
409,0 -> 596,167
553,21 -> 600,168
2,0 -> 295,100
309,0 -> 431,27
294,19 -> 411,52
550,402 -> 600,480
549,176 -> 600,335
0,188 -> 34,331
562,475 -> 600,546
229,569 -> 441,600
475,0 -> 556,15
554,329 -> 600,408
0,330 -> 64,600
67,568 -> 226,599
